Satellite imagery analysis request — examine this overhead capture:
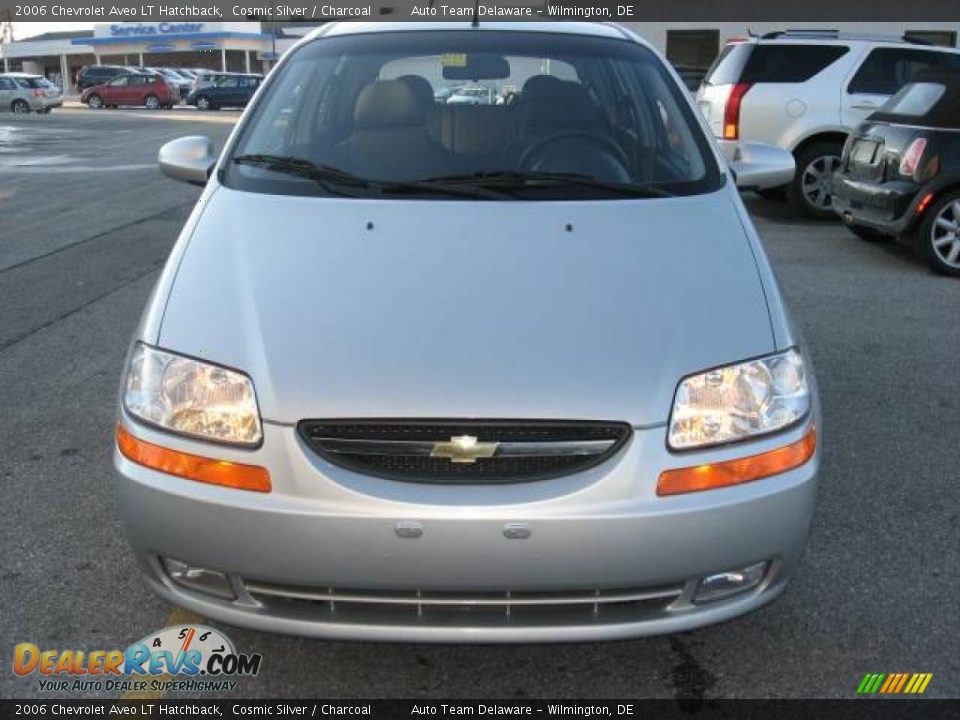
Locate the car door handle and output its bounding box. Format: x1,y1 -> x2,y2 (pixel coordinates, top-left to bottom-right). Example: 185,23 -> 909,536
851,101 -> 878,110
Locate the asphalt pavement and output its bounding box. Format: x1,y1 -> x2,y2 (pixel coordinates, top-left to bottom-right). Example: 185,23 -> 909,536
0,109 -> 957,700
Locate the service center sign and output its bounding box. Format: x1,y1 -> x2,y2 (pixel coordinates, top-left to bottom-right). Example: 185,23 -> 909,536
107,22 -> 206,37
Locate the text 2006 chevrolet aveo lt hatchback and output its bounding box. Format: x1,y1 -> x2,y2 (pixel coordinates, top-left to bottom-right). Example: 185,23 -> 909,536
114,22 -> 818,642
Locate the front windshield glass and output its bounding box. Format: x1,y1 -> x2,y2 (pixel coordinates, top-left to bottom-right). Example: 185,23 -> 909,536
224,30 -> 722,200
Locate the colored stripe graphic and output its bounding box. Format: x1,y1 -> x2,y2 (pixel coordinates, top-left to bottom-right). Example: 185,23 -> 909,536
905,673 -> 934,694
893,673 -> 910,693
857,673 -> 885,694
857,673 -> 932,694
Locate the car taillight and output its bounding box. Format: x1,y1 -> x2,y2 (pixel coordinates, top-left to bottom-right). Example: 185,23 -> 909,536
899,137 -> 928,181
723,83 -> 752,140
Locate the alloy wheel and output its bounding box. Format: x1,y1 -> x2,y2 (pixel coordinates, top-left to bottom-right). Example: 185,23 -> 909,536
931,200 -> 960,269
197,97 -> 210,111
11,100 -> 29,115
145,96 -> 160,110
800,154 -> 841,211
88,96 -> 103,109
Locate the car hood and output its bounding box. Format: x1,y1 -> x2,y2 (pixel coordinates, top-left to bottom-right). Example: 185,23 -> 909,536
158,186 -> 774,427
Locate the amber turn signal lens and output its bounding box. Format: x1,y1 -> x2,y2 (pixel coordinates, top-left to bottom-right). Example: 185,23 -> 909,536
116,425 -> 271,493
658,427 -> 816,497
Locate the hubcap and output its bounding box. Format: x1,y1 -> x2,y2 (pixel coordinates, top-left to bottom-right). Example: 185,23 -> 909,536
198,98 -> 209,110
932,200 -> 960,269
801,154 -> 841,210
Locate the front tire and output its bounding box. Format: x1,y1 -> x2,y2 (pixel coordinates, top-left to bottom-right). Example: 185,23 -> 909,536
788,140 -> 844,220
87,94 -> 103,109
144,95 -> 160,110
915,189 -> 960,277
11,99 -> 30,115
195,95 -> 211,111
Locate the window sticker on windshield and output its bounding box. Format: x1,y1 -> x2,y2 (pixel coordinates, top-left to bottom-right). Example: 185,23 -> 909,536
442,53 -> 468,68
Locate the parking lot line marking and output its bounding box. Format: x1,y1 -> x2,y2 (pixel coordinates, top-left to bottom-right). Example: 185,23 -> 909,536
0,164 -> 156,174
61,107 -> 239,125
117,606 -> 205,701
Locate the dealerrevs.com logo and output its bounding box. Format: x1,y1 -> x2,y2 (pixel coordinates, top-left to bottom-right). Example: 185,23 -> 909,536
13,625 -> 262,694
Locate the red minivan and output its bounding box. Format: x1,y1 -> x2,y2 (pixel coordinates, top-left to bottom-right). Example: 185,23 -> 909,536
81,72 -> 179,110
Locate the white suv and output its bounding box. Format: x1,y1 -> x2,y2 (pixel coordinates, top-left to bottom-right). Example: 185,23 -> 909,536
697,31 -> 960,218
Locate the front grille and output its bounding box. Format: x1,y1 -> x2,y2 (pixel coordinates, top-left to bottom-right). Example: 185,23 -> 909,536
298,420 -> 632,484
245,581 -> 683,628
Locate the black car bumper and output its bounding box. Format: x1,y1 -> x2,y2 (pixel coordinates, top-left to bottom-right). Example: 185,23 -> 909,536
831,174 -> 925,236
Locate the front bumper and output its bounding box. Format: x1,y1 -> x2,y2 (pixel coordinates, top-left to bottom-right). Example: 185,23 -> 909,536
114,417 -> 819,642
832,173 -> 923,236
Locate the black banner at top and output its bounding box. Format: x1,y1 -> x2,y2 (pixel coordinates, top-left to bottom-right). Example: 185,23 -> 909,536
0,0 -> 959,23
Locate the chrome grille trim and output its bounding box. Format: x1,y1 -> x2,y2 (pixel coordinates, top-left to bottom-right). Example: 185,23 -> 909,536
310,437 -> 616,458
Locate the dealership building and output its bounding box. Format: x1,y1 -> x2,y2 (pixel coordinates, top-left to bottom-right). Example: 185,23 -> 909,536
0,22 -> 288,92
2,17 -> 959,94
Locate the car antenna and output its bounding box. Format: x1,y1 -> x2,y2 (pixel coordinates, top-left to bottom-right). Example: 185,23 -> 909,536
471,0 -> 480,27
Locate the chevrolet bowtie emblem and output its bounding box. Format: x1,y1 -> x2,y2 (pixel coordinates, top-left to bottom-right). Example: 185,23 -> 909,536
430,435 -> 498,463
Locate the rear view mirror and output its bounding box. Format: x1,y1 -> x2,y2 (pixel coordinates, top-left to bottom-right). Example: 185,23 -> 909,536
442,53 -> 510,81
158,136 -> 216,186
727,142 -> 796,191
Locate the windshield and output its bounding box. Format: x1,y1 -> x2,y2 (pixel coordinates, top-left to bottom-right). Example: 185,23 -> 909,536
224,30 -> 722,200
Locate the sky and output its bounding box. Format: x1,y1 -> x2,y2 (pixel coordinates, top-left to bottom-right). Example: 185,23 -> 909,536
11,22 -> 95,41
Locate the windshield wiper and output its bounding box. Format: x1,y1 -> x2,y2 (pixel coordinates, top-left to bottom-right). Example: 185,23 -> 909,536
422,170 -> 677,198
232,154 -> 511,200
231,154 -> 371,197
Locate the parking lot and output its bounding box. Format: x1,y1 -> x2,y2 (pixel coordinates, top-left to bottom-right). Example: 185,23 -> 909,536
0,109 -> 957,700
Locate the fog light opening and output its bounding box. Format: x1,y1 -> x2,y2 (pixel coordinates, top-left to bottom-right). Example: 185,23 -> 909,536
162,557 -> 235,600
693,561 -> 768,604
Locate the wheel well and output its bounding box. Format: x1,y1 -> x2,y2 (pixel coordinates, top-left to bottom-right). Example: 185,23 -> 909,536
792,132 -> 848,157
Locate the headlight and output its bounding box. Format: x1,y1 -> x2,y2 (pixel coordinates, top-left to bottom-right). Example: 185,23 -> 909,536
123,343 -> 262,446
668,349 -> 810,450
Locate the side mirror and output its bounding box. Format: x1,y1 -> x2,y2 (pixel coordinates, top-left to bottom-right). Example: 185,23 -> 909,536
158,136 -> 216,186
727,141 -> 796,191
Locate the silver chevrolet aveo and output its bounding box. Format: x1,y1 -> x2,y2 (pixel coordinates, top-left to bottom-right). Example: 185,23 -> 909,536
115,21 -> 818,642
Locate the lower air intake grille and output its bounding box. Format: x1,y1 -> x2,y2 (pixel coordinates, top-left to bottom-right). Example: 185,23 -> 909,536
244,581 -> 683,628
298,420 -> 632,484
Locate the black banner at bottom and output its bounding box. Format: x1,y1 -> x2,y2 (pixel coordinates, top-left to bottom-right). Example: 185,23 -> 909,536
1,700 -> 958,720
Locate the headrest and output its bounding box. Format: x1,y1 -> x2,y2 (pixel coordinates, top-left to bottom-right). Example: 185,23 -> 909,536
521,77 -> 604,130
397,75 -> 435,108
354,80 -> 425,129
522,74 -> 565,95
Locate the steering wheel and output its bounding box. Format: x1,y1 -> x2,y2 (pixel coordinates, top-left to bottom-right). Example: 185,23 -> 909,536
518,131 -> 629,172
